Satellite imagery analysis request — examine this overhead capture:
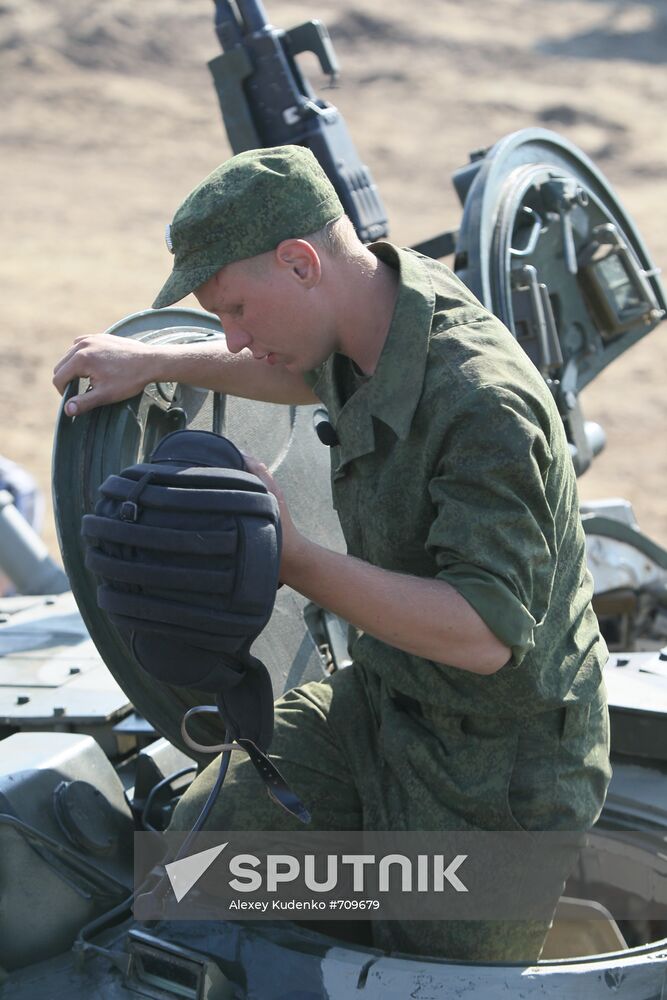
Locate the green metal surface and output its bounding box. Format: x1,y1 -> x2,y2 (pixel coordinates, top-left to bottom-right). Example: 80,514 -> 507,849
582,514 -> 667,571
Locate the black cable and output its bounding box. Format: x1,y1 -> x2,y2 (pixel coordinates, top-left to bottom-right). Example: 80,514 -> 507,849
141,765 -> 198,833
169,738 -> 232,864
74,731 -> 234,956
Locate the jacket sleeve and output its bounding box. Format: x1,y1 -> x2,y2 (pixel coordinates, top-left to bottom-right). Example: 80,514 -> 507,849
425,384 -> 558,667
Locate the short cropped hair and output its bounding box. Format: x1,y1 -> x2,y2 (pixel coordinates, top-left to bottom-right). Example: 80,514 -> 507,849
309,215 -> 368,263
244,214 -> 368,276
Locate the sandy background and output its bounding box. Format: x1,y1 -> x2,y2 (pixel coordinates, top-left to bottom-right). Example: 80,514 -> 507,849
1,0 -> 666,559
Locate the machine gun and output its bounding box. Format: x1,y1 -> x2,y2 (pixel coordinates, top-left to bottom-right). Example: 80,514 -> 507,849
194,0 -> 667,662
208,0 -> 388,243
206,1 -> 664,479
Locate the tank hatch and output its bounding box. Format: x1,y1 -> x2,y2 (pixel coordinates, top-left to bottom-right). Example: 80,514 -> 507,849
52,308 -> 342,761
454,128 -> 666,475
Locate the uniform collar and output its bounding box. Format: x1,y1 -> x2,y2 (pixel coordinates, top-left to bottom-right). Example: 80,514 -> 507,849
309,243 -> 435,471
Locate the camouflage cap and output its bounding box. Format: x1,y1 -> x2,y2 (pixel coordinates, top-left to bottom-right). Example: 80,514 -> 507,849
152,145 -> 344,309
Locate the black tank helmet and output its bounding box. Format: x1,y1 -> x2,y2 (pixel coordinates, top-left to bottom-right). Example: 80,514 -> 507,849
81,429 -> 280,753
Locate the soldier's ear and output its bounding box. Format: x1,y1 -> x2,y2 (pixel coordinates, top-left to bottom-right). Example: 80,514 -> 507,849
274,239 -> 321,286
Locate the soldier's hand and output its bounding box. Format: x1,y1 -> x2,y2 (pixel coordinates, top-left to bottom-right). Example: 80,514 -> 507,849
243,454 -> 306,583
53,334 -> 155,416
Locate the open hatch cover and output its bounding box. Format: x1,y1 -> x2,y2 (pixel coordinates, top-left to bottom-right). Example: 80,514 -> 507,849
52,308 -> 343,760
453,128 -> 666,474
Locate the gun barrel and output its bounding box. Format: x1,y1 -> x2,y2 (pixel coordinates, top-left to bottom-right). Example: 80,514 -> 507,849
236,0 -> 271,33
0,490 -> 69,595
213,0 -> 244,50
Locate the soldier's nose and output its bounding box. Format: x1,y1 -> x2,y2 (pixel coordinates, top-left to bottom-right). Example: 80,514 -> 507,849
223,325 -> 251,354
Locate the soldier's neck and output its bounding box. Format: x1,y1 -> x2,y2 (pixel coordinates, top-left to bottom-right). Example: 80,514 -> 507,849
335,254 -> 399,376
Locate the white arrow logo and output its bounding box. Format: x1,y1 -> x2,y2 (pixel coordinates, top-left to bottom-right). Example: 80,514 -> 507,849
165,842 -> 228,902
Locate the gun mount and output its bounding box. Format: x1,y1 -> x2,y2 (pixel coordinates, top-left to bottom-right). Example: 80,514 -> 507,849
208,0 -> 388,242
208,0 -> 665,477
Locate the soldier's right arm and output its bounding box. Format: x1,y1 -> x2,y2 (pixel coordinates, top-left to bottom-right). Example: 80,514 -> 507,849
52,334 -> 317,415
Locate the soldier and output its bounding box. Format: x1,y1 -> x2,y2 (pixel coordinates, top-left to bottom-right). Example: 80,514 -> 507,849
53,145 -> 611,961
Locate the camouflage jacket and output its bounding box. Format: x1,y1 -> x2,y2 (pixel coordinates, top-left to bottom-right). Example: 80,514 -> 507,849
305,242 -> 607,718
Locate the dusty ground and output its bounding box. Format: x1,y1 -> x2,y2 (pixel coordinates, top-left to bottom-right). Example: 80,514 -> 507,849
1,0 -> 666,558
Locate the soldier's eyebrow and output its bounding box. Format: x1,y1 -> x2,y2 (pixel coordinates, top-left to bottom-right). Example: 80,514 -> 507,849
212,292 -> 242,315
222,301 -> 243,315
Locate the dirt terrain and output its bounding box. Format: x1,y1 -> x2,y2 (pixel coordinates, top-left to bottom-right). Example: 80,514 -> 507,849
1,0 -> 666,557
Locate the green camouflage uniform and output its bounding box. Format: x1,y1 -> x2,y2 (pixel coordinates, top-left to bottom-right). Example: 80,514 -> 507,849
172,242 -> 611,961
